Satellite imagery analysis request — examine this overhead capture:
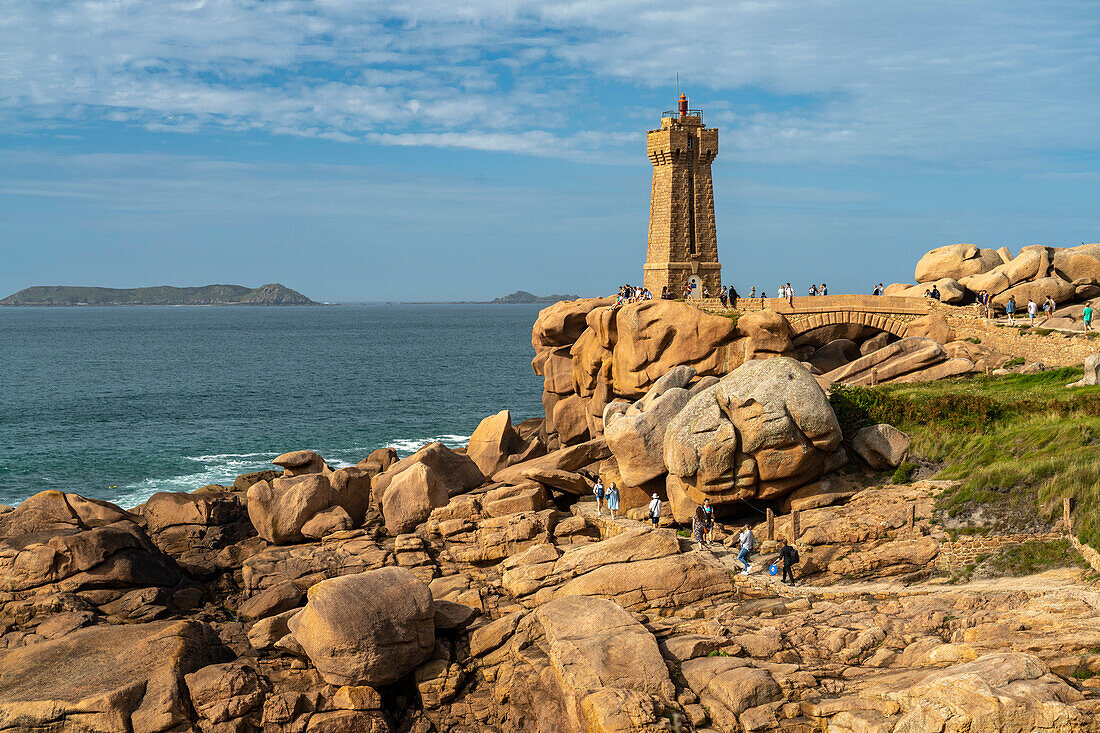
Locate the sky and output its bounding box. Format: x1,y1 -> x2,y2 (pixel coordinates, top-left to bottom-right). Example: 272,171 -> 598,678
1,1 -> 1099,302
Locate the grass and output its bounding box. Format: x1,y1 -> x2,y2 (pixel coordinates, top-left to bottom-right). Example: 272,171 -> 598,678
984,538 -> 1088,576
830,369 -> 1100,545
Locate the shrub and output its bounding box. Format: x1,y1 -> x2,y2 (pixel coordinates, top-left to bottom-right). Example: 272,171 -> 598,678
1004,357 -> 1026,367
892,461 -> 916,484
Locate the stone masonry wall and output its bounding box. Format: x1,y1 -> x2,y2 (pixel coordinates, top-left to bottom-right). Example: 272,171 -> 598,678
935,532 -> 1065,570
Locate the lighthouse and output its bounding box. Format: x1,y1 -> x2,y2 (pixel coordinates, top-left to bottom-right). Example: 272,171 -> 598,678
642,94 -> 721,297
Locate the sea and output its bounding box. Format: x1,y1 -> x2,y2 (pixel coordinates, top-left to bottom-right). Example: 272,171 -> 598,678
0,304 -> 546,509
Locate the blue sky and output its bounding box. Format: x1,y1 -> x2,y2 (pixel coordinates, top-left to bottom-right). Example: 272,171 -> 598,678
2,1 -> 1099,302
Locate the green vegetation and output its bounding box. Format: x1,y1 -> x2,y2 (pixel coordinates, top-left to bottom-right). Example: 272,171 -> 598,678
830,369 -> 1100,545
0,283 -> 316,306
891,461 -> 916,484
985,539 -> 1087,576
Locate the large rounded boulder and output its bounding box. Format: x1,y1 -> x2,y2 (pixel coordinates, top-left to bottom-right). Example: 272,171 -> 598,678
914,243 -> 1002,283
287,567 -> 435,686
247,474 -> 336,544
663,358 -> 845,511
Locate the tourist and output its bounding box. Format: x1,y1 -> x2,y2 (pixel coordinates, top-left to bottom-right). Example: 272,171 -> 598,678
760,290 -> 767,299
592,478 -> 605,517
778,539 -> 799,585
607,483 -> 620,520
977,289 -> 990,318
809,284 -> 817,296
871,284 -> 880,296
647,493 -> 662,526
643,287 -> 653,300
1027,298 -> 1038,325
683,284 -> 692,300
929,285 -> 941,301
660,286 -> 668,300
1006,296 -> 1017,322
692,506 -> 707,551
728,285 -> 739,307
820,283 -> 828,296
786,283 -> 794,306
737,525 -> 755,575
1084,303 -> 1094,332
718,287 -> 728,308
702,285 -> 711,299
1043,295 -> 1055,322
749,286 -> 756,298
702,498 -> 715,544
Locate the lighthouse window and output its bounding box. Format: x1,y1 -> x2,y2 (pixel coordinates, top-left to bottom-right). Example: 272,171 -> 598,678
687,137 -> 693,149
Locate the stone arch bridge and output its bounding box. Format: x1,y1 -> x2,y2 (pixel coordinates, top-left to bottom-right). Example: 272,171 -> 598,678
702,295 -> 932,337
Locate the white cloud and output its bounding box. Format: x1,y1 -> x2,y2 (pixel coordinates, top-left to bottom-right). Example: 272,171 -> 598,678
1,1 -> 1099,165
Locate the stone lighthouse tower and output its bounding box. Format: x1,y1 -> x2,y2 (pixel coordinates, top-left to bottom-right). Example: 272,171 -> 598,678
642,94 -> 721,297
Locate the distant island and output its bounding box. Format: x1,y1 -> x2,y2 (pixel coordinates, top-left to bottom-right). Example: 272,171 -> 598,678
492,290 -> 580,304
0,283 -> 317,307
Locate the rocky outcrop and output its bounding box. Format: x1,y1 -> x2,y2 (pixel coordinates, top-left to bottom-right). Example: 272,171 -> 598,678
852,424 -> 911,470
532,299 -> 795,446
288,567 -> 435,686
0,620 -> 230,733
915,243 -> 1004,283
1069,353 -> 1100,387
821,337 -> 966,386
466,409 -> 544,477
664,358 -> 845,512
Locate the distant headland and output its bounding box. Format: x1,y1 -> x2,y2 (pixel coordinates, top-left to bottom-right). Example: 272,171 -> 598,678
0,283 -> 317,307
491,290 -> 580,304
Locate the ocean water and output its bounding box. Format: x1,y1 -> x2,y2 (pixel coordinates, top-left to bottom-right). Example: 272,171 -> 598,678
0,304 -> 545,508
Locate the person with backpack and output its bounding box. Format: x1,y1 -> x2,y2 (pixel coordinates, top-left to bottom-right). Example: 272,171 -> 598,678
593,479 -> 605,517
647,493 -> 662,526
737,525 -> 755,575
1006,296 -> 1017,322
778,539 -> 799,585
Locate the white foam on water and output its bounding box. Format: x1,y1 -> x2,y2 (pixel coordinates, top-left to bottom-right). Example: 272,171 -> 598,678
110,434 -> 471,509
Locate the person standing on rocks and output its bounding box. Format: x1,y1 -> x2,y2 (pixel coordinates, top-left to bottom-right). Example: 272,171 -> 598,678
778,539 -> 799,585
1006,296 -> 1017,322
702,498 -> 715,544
607,483 -> 620,520
738,525 -> 755,575
647,493 -> 662,527
692,506 -> 708,550
1084,303 -> 1094,332
593,478 -> 605,517
1042,295 -> 1055,323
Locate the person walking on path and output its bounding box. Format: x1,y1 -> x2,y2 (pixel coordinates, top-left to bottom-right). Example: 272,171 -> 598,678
1084,303 -> 1095,332
786,283 -> 794,306
692,506 -> 708,551
1027,298 -> 1038,325
606,483 -> 620,520
718,287 -> 728,308
1006,296 -> 1017,323
593,479 -> 605,517
737,525 -> 755,575
728,285 -> 739,308
778,539 -> 799,585
702,498 -> 715,544
1042,295 -> 1055,323
749,286 -> 756,298
647,493 -> 662,527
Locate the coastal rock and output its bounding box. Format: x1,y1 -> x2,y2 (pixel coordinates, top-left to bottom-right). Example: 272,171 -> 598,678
891,277 -> 968,304
328,466 -> 373,526
737,309 -> 795,361
853,424 -> 911,470
381,462 -> 450,535
914,243 -> 1002,283
1053,243 -> 1100,284
603,367 -> 696,486
821,337 -> 949,386
0,620 -> 230,733
894,653 -> 1088,732
492,437 -> 611,484
860,332 -> 893,355
809,339 -> 860,373
273,450 -> 330,477
142,490 -> 252,575
241,530 -> 391,597
356,447 -> 398,475
184,661 -> 266,730
664,358 -> 844,505
992,276 -> 1076,309
301,505 -> 354,539
903,312 -> 954,343
0,489 -> 134,536
371,442 -> 484,508
247,474 -> 336,545
531,297 -> 616,351
288,567 -> 435,686
1069,354 -> 1100,387
466,409 -> 544,477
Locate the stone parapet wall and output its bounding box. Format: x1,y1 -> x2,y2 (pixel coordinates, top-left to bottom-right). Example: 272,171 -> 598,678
1069,534 -> 1100,574
935,531 -> 1065,570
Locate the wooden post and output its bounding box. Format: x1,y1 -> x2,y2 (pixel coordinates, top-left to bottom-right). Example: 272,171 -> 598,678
907,503 -> 915,530
1064,497 -> 1073,532
792,510 -> 800,540
767,508 -> 774,541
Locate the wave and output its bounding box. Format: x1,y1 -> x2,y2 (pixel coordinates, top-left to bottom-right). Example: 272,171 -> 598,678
109,434 -> 472,509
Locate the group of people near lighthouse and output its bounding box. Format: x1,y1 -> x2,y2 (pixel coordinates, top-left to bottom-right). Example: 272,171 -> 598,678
592,479 -> 800,585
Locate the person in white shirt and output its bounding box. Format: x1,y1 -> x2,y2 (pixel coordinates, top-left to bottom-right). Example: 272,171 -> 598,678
647,493 -> 662,527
